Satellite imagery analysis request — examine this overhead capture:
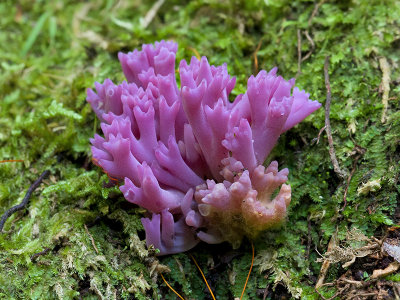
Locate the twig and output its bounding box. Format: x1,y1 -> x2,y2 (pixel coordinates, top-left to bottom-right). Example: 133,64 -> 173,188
315,125 -> 327,144
315,286 -> 340,300
262,275 -> 269,300
379,57 -> 391,123
141,0 -> 165,29
371,261 -> 400,279
301,30 -> 315,62
349,293 -> 377,299
316,231 -> 337,289
308,0 -> 326,26
298,0 -> 324,69
324,57 -> 347,179
341,278 -> 363,287
306,216 -> 312,261
0,170 -> 50,232
342,158 -> 358,211
0,159 -> 24,163
297,29 -> 302,77
31,247 -> 51,262
300,0 -> 325,66
86,216 -> 102,228
84,224 -> 99,254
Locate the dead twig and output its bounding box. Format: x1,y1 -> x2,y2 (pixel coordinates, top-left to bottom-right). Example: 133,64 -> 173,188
301,30 -> 315,62
0,159 -> 24,163
316,231 -> 337,289
342,145 -> 366,211
31,247 -> 51,262
301,0 -> 325,66
341,145 -> 367,211
342,158 -> 357,211
306,216 -> 312,261
84,224 -> 99,254
262,275 -> 270,300
0,170 -> 50,232
141,0 -> 165,29
308,0 -> 326,26
371,261 -> 400,279
324,57 -> 347,179
314,286 -> 340,300
349,293 -> 377,299
379,57 -> 391,123
297,29 -> 302,77
315,125 -> 327,144
316,274 -> 377,300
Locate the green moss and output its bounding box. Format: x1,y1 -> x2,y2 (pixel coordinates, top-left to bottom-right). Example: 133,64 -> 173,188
1,0 -> 399,298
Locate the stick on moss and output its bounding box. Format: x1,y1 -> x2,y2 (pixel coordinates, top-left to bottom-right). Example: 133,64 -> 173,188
0,170 -> 50,232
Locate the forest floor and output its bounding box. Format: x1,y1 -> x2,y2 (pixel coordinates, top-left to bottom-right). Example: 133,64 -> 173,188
0,0 -> 399,299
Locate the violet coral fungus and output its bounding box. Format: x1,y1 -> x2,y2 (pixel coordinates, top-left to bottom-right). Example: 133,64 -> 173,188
87,40 -> 321,255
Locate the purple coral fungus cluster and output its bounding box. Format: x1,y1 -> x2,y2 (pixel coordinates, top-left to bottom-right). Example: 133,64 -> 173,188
87,41 -> 321,255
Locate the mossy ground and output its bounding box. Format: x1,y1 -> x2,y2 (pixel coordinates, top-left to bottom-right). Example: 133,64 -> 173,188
1,0 -> 399,299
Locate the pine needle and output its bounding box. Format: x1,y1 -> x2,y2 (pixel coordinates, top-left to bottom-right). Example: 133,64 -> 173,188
188,47 -> 201,61
0,160 -> 24,163
160,273 -> 185,300
190,254 -> 216,300
240,242 -> 255,300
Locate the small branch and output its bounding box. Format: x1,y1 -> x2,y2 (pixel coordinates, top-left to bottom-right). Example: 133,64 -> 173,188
324,57 -> 347,179
316,231 -> 337,289
262,276 -> 270,300
342,145 -> 365,211
371,261 -> 400,279
301,30 -> 315,62
0,159 -> 24,163
31,247 -> 51,262
308,0 -> 326,26
315,125 -> 327,144
299,0 -> 324,67
314,286 -> 340,300
84,224 -> 99,254
297,29 -> 302,77
342,159 -> 357,211
0,170 -> 50,232
379,57 -> 390,123
306,216 -> 312,261
141,0 -> 165,29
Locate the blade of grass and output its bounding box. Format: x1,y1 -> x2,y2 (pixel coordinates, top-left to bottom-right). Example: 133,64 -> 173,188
21,11 -> 51,56
48,16 -> 57,47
